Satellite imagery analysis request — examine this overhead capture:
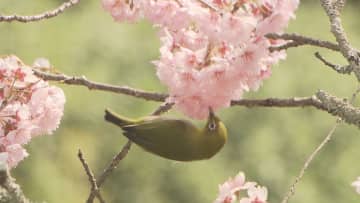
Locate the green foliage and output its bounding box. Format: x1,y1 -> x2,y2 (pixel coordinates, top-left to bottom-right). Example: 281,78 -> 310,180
1,1 -> 360,203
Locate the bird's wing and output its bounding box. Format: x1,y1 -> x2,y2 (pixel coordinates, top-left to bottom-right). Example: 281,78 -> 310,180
121,118 -> 195,151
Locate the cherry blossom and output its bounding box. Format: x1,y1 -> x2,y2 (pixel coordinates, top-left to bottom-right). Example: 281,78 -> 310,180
101,0 -> 142,22
102,0 -> 299,119
214,172 -> 261,203
352,177 -> 360,194
33,58 -> 51,70
239,186 -> 268,203
0,55 -> 65,168
214,172 -> 246,203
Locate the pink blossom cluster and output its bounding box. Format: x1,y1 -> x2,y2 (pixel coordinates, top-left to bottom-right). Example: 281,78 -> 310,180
214,172 -> 268,203
102,0 -> 299,119
352,177 -> 360,194
0,55 -> 65,168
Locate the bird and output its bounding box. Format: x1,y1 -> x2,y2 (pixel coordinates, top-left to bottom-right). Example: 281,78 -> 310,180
104,108 -> 227,161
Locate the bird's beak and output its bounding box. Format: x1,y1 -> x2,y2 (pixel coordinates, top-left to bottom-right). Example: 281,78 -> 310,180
208,107 -> 215,118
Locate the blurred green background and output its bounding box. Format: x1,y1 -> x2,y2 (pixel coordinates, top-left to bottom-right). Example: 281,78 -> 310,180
1,1 -> 360,202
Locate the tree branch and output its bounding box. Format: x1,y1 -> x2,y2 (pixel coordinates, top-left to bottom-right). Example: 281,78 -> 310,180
266,33 -> 340,52
151,102 -> 174,115
85,140 -> 132,203
0,165 -> 30,203
196,0 -> 219,12
320,0 -> 353,57
96,140 -> 132,189
78,150 -> 105,203
0,0 -> 80,23
333,0 -> 346,12
33,69 -> 327,110
316,90 -> 360,128
320,0 -> 360,80
230,96 -> 326,110
314,52 -> 352,74
33,69 -> 168,102
35,69 -> 360,123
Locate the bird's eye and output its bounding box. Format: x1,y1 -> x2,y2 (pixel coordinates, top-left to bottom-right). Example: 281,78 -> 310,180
208,122 -> 216,131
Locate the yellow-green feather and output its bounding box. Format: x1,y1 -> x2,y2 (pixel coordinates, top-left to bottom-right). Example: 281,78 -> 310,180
104,109 -> 227,161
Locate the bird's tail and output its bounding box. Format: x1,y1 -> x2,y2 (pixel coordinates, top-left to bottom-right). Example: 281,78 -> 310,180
104,109 -> 135,127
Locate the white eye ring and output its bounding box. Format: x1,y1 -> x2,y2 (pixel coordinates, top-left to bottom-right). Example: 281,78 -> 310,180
208,122 -> 216,131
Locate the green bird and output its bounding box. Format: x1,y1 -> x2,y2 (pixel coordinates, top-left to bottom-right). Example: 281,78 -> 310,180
104,108 -> 227,161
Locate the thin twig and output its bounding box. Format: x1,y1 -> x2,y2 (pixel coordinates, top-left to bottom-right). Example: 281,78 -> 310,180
78,150 -> 105,203
152,102 -> 174,115
0,0 -> 80,23
280,119 -> 341,203
266,33 -> 340,52
33,69 -> 168,102
87,102 -> 174,202
97,140 -> 132,187
99,103 -> 172,185
280,86 -> 360,203
270,41 -> 305,52
196,0 -> 219,12
86,140 -> 132,202
315,52 -> 352,74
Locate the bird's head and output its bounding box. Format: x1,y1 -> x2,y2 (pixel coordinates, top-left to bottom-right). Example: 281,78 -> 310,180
206,108 -> 225,131
203,107 -> 228,155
